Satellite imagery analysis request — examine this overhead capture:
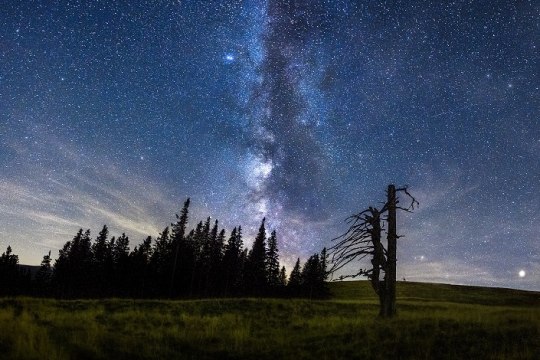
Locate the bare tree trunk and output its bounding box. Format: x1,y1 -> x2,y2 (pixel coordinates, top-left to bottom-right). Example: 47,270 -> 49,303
384,184 -> 397,317
367,209 -> 388,317
369,210 -> 382,312
329,184 -> 417,319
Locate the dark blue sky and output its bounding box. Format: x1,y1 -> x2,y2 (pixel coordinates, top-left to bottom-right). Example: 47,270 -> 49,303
1,0 -> 538,290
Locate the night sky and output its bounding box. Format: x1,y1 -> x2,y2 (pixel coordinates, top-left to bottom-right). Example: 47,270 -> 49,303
1,1 -> 538,291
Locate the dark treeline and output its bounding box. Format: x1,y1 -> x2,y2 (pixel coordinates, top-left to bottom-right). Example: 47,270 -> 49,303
0,199 -> 328,299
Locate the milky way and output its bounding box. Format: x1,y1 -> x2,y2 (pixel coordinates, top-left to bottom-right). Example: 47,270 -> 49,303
244,1 -> 332,223
0,1 -> 538,290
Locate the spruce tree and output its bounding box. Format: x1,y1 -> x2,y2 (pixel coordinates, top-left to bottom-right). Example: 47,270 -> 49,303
201,220 -> 219,268
192,221 -> 205,260
246,218 -> 268,295
92,225 -> 110,296
213,228 -> 225,264
112,233 -> 130,295
35,251 -> 53,296
171,198 -> 190,242
206,226 -> 225,296
199,219 -> 219,295
0,246 -> 20,296
53,238 -> 72,297
222,227 -> 244,296
53,229 -> 93,297
287,258 -> 302,296
301,254 -> 320,298
149,227 -> 171,296
129,236 -> 153,297
170,198 -> 190,296
279,266 -> 287,287
92,225 -> 109,265
266,230 -> 281,291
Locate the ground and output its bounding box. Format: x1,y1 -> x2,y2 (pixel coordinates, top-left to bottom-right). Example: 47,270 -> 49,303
0,281 -> 538,359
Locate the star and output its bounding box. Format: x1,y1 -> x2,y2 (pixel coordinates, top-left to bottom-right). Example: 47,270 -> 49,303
0,0 -> 537,292
224,54 -> 235,63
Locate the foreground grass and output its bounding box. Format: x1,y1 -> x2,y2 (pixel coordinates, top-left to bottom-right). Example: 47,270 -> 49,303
0,282 -> 539,359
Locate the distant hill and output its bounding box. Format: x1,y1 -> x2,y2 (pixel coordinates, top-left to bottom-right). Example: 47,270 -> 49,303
17,264 -> 40,278
329,280 -> 540,306
13,264 -> 540,306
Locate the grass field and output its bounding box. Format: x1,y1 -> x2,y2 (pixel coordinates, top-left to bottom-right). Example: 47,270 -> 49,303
0,281 -> 538,359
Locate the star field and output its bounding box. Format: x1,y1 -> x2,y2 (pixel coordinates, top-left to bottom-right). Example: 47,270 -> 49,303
0,0 -> 538,290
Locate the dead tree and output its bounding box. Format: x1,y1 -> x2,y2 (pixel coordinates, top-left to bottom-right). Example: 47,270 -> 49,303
329,185 -> 418,318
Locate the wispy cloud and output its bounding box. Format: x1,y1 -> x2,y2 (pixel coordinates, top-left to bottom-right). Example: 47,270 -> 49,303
0,125 -> 185,264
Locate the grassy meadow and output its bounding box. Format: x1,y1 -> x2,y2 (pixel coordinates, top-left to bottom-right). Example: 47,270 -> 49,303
0,282 -> 538,359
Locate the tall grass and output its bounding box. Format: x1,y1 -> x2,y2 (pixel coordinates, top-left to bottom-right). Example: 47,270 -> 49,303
0,282 -> 538,359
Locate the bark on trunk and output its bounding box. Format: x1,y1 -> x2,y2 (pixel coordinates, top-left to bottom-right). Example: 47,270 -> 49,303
384,184 -> 397,318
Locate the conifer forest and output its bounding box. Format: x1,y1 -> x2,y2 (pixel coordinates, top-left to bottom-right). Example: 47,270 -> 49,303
0,199 -> 329,300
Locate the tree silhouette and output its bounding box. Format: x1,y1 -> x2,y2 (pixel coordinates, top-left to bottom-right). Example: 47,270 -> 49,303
35,251 -> 53,296
287,258 -> 302,296
92,225 -> 111,296
246,218 -> 268,295
0,246 -> 20,295
112,233 -> 130,295
170,198 -> 190,296
279,266 -> 287,287
129,236 -> 153,297
222,227 -> 244,296
149,227 -> 172,297
300,251 -> 329,299
1,198 -> 328,300
266,230 -> 281,290
329,185 -> 417,317
53,229 -> 93,297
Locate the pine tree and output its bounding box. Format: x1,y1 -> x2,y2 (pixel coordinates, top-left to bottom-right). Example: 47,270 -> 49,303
78,229 -> 93,297
202,217 -> 211,241
170,198 -> 190,297
192,221 -> 205,260
92,225 -> 111,296
149,227 -> 171,296
222,227 -> 244,296
299,251 -> 329,299
92,225 -> 109,265
171,198 -> 190,242
206,225 -> 225,296
246,218 -> 268,295
112,233 -> 130,264
112,233 -> 130,295
199,219 -> 219,295
266,230 -> 281,291
35,251 -> 53,296
53,238 -> 73,297
301,253 -> 320,299
238,247 -> 249,294
53,229 -> 93,297
129,236 -> 153,297
201,220 -> 219,268
279,266 -> 287,287
0,246 -> 20,296
287,258 -> 302,296
213,228 -> 225,264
